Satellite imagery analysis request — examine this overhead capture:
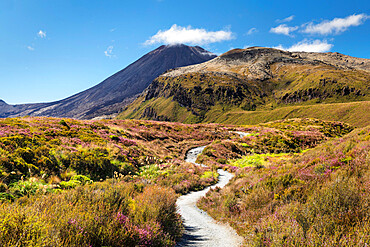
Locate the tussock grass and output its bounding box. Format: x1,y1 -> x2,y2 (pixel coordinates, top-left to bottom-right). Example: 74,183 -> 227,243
198,126 -> 370,246
210,101 -> 370,128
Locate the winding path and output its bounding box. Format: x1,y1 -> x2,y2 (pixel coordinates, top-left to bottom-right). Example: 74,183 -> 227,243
176,146 -> 244,247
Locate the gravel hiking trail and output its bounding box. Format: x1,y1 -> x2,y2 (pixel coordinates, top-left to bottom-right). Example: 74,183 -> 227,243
176,146 -> 244,247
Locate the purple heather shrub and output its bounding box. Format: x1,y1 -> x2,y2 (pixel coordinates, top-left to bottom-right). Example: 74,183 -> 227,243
119,137 -> 137,146
229,166 -> 238,172
68,218 -> 77,225
116,212 -> 128,225
113,144 -> 124,152
328,157 -> 343,167
0,130 -> 11,137
324,169 -> 332,176
298,167 -> 317,180
16,128 -> 32,136
60,145 -> 78,152
60,137 -> 84,146
136,226 -> 152,246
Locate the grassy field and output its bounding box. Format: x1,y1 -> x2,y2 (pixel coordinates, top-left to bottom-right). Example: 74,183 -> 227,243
120,99 -> 370,128
207,101 -> 370,127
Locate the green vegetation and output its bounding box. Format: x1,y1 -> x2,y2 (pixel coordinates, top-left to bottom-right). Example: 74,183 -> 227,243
208,101 -> 370,128
0,116 -> 367,246
198,126 -> 370,246
196,118 -> 353,170
120,96 -> 370,128
0,117 -> 240,200
118,60 -> 370,127
0,117 -> 243,246
0,117 -> 249,246
231,153 -> 290,168
0,180 -> 181,246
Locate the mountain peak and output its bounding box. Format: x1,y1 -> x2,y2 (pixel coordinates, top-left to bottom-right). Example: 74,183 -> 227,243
155,43 -> 196,50
150,44 -> 216,57
0,45 -> 216,119
0,99 -> 9,106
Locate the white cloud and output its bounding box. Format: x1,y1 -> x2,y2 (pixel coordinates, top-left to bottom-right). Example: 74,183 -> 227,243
247,27 -> 258,35
270,24 -> 298,36
38,30 -> 46,38
276,15 -> 295,23
274,39 -> 333,52
144,24 -> 234,45
27,46 -> 35,51
104,45 -> 114,57
302,13 -> 369,35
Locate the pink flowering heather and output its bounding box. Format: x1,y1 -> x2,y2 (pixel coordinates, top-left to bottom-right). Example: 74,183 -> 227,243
118,137 -> 137,146
116,212 -> 128,225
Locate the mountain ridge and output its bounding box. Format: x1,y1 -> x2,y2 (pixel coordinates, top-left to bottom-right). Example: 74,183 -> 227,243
0,44 -> 216,119
118,47 -> 370,126
163,47 -> 370,79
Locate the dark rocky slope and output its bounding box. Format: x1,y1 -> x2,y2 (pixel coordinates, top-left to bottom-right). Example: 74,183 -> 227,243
0,44 -> 216,119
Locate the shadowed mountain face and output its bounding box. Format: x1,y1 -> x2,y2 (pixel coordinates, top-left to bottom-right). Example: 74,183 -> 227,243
0,44 -> 216,119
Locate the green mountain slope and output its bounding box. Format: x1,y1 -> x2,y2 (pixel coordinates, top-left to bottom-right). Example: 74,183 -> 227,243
118,47 -> 370,126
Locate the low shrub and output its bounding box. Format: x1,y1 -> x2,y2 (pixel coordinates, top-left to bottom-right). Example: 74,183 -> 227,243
198,126 -> 370,246
0,180 -> 181,247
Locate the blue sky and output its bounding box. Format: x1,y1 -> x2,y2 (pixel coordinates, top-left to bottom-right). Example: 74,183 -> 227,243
1,0 -> 369,104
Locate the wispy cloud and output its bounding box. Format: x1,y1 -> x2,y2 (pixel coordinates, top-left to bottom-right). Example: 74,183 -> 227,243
276,15 -> 295,23
27,46 -> 35,51
270,24 -> 298,36
144,24 -> 234,45
243,45 -> 254,49
104,45 -> 115,57
246,27 -> 258,35
38,30 -> 46,38
302,13 -> 369,35
274,39 -> 333,52
110,28 -> 116,32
